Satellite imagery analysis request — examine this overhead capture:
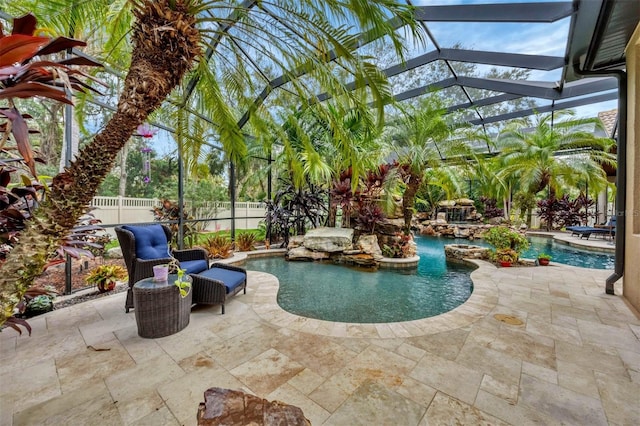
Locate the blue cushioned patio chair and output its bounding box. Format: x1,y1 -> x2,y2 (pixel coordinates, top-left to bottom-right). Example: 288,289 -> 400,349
188,263 -> 247,314
115,224 -> 209,312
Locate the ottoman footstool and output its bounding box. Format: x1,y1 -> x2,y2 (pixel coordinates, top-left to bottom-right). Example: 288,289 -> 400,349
189,263 -> 247,314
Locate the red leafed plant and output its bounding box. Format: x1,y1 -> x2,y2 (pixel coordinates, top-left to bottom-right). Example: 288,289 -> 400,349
0,14 -> 103,333
0,13 -> 102,177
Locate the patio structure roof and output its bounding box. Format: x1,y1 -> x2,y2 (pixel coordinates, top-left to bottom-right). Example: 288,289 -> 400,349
233,0 -> 639,133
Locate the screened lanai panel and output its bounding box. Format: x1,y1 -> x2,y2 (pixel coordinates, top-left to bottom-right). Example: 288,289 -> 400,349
354,34 -> 409,69
428,20 -> 570,55
387,60 -> 454,93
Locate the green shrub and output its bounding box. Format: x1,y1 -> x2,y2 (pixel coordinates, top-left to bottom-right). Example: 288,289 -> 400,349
482,226 -> 529,262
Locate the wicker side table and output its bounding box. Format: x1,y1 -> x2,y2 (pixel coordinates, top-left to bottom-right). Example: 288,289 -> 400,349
133,274 -> 193,338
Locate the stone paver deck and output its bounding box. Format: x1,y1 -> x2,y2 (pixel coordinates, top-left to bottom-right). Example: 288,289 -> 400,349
1,244 -> 639,425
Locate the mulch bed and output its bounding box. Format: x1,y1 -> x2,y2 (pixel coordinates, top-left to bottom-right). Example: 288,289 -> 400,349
33,257 -> 129,310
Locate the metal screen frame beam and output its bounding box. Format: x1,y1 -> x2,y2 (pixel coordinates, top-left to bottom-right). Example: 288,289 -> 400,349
414,2 -> 574,23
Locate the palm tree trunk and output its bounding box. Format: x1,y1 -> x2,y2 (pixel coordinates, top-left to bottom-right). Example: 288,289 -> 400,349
402,172 -> 422,232
0,0 -> 201,326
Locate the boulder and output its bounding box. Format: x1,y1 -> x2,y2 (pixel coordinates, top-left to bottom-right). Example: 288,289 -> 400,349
356,234 -> 383,260
420,224 -> 436,236
455,198 -> 475,206
303,227 -> 354,252
454,226 -> 470,238
375,218 -> 405,235
440,227 -> 455,236
287,236 -> 305,249
197,387 -> 311,426
438,200 -> 456,208
105,247 -> 123,258
286,247 -> 330,261
332,252 -> 378,268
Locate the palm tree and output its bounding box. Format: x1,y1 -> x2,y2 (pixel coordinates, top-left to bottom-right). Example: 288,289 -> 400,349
495,111 -> 616,221
0,0 -> 422,326
386,94 -> 452,231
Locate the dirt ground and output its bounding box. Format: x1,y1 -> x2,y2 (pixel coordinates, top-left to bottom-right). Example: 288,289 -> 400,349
33,257 -> 127,297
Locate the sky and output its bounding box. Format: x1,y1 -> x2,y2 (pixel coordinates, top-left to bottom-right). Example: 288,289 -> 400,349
409,0 -> 618,118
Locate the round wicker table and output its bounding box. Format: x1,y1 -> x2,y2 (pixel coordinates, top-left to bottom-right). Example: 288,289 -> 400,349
133,274 -> 193,338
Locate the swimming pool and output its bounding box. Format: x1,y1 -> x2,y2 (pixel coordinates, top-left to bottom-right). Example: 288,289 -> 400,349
244,236 -> 474,323
522,236 -> 614,269
443,235 -> 615,270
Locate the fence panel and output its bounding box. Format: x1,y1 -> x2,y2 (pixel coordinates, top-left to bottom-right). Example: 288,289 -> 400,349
90,197 -> 266,235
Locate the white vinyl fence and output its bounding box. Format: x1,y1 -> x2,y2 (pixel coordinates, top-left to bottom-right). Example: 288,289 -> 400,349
90,196 -> 267,236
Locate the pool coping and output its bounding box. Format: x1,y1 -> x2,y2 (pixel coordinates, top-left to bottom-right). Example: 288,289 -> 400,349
223,250 -> 498,338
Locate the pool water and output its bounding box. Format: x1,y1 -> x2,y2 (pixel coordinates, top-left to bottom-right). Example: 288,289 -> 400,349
244,236 -> 474,323
522,236 -> 614,269
444,235 -> 615,270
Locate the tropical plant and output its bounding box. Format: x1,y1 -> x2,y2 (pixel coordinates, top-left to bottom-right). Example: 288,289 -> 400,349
265,177 -> 328,244
0,0 -> 422,328
381,232 -> 416,259
12,286 -> 57,323
478,196 -> 504,220
573,192 -> 595,226
85,264 -> 128,293
355,202 -> 385,235
495,111 -> 616,222
200,235 -> 233,259
387,94 -> 452,231
235,232 -> 256,252
152,198 -> 197,248
537,252 -> 551,266
537,194 -> 581,231
330,168 -> 357,228
555,195 -> 583,229
493,248 -> 518,264
482,226 -> 529,263
0,12 -> 111,326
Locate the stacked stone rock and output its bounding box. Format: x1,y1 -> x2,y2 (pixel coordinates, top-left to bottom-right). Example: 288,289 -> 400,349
285,227 -> 383,267
443,244 -> 490,261
418,223 -> 492,239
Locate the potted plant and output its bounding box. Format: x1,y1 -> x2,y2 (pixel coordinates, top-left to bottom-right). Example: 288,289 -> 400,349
86,265 -> 128,293
494,248 -> 518,267
537,253 -> 552,266
482,226 -> 530,266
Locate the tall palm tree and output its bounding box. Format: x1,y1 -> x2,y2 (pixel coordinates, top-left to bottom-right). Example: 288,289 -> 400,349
495,111 -> 616,204
386,94 -> 452,231
0,0 -> 422,326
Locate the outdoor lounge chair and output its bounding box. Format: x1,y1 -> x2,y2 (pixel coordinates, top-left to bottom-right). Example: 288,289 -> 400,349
188,263 -> 247,314
115,224 -> 209,312
566,217 -> 616,240
115,224 -> 247,314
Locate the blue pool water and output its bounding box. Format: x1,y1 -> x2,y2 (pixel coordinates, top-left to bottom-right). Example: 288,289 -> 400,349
243,234 -> 614,323
522,236 -> 614,269
448,235 -> 615,270
244,236 -> 474,323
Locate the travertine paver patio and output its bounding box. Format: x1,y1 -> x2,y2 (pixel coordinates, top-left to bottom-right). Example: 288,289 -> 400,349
1,255 -> 639,425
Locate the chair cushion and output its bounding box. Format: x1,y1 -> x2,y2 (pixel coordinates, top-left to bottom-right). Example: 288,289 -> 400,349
198,267 -> 246,294
123,225 -> 171,260
179,259 -> 208,274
